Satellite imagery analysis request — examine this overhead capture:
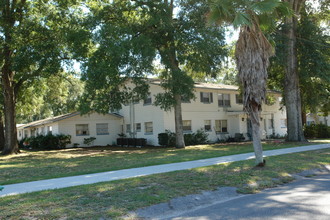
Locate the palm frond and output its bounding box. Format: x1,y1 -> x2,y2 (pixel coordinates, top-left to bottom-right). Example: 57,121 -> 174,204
233,12 -> 252,28
250,0 -> 281,14
208,0 -> 236,25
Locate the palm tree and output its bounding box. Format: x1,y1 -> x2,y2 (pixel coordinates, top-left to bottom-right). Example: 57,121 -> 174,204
209,0 -> 290,166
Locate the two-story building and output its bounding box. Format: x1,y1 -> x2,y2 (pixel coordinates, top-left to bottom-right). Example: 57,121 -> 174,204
120,79 -> 287,145
17,79 -> 287,147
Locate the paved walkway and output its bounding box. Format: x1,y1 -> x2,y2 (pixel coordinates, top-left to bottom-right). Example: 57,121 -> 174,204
1,144 -> 329,197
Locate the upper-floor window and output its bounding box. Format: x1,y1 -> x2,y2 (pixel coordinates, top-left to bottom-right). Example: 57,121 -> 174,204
183,120 -> 192,132
200,92 -> 213,103
76,124 -> 89,136
215,120 -> 228,133
96,123 -> 109,135
218,94 -> 231,107
144,95 -> 152,105
235,94 -> 243,104
204,120 -> 212,132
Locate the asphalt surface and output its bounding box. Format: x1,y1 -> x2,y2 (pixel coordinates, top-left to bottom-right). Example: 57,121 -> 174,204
166,174 -> 330,220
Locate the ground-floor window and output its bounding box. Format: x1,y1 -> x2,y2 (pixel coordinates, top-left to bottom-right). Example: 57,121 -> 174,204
145,122 -> 153,134
215,120 -> 228,133
183,120 -> 192,132
204,120 -> 212,131
135,123 -> 141,132
76,124 -> 89,136
47,126 -> 52,134
126,124 -> 131,133
96,123 -> 109,135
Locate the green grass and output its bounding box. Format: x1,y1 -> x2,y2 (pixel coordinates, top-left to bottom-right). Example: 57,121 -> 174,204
1,139 -> 329,185
1,148 -> 330,219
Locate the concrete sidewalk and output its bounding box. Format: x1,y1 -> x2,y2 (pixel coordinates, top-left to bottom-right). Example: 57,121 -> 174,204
1,144 -> 329,197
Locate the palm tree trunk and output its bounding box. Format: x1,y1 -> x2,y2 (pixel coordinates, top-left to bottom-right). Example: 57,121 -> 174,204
250,104 -> 263,164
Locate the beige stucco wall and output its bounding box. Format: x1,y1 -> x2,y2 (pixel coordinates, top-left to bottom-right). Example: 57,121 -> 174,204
120,83 -> 287,145
58,113 -> 122,147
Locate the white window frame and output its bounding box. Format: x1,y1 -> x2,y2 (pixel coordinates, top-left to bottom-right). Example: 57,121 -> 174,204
135,123 -> 141,132
218,94 -> 231,107
215,120 -> 228,133
144,122 -> 153,134
143,95 -> 152,105
183,120 -> 192,132
204,120 -> 212,132
96,123 -> 109,135
76,124 -> 89,136
200,92 -> 213,103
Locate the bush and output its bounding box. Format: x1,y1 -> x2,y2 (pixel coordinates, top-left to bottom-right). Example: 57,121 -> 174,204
19,133 -> 71,150
158,129 -> 209,147
158,130 -> 176,147
304,124 -> 330,138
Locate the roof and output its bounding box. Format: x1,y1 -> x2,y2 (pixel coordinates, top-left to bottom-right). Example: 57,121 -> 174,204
17,112 -> 123,129
148,79 -> 281,93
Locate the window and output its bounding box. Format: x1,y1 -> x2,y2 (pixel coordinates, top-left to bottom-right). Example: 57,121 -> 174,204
183,120 -> 192,132
47,126 -> 52,134
135,123 -> 141,132
24,130 -> 28,138
218,94 -> 231,107
96,123 -> 109,135
204,120 -> 212,131
200,92 -> 213,103
126,124 -> 131,133
143,95 -> 152,105
215,120 -> 228,133
76,124 -> 89,136
268,119 -> 274,130
19,130 -> 22,138
145,122 -> 153,134
235,94 -> 243,104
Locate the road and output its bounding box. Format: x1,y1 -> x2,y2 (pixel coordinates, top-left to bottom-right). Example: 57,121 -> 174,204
168,174 -> 330,220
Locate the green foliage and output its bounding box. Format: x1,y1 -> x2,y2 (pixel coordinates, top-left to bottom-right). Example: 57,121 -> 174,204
158,129 -> 209,147
16,74 -> 84,123
269,5 -> 330,115
81,0 -> 227,113
83,137 -> 96,146
21,134 -> 71,150
209,0 -> 291,30
158,130 -> 176,147
304,124 -> 330,138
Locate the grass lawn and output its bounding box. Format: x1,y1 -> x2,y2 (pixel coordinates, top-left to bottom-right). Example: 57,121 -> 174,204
1,139 -> 329,185
1,148 -> 330,219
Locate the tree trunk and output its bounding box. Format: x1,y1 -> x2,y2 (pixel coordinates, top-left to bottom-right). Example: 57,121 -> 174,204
174,94 -> 185,148
1,68 -> 19,155
284,0 -> 306,142
1,3 -> 19,155
0,114 -> 5,151
250,104 -> 264,165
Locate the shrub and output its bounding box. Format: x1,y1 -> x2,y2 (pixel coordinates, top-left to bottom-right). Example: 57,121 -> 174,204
19,133 -> 71,150
158,129 -> 209,147
83,137 -> 96,146
158,130 -> 176,147
304,124 -> 330,138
